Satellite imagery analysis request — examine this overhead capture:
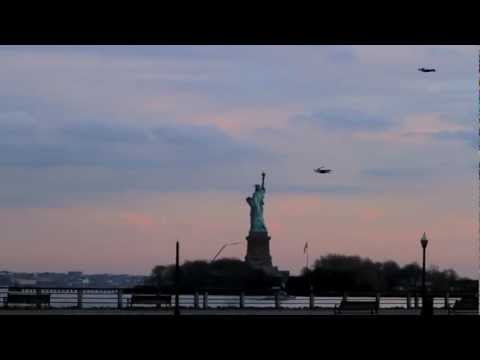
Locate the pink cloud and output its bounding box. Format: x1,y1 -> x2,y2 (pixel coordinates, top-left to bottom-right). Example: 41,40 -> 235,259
118,212 -> 154,230
354,113 -> 471,144
182,107 -> 300,136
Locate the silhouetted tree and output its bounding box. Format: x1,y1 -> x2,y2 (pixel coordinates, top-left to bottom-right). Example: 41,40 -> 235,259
146,258 -> 280,293
290,254 -> 475,294
400,262 -> 421,290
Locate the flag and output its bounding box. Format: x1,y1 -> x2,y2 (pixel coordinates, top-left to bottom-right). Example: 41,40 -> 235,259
304,242 -> 308,253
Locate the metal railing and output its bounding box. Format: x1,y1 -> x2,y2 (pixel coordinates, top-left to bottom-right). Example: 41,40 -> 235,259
0,286 -> 477,313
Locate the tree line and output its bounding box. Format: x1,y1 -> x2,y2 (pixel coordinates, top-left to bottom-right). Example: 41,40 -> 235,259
143,254 -> 477,294
291,254 -> 476,294
145,258 -> 279,294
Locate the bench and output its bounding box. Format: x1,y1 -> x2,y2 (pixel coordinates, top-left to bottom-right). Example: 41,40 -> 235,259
4,292 -> 51,309
128,294 -> 172,309
334,300 -> 379,315
448,297 -> 478,315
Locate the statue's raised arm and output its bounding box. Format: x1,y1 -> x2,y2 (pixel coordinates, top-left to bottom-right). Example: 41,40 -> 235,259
261,172 -> 266,191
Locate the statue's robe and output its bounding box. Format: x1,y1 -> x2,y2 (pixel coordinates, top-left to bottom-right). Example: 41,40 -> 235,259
246,188 -> 267,233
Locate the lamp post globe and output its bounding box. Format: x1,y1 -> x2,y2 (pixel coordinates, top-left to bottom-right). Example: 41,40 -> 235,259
420,232 -> 428,249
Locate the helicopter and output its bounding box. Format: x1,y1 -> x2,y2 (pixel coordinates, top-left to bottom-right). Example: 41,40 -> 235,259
418,67 -> 436,73
314,166 -> 332,174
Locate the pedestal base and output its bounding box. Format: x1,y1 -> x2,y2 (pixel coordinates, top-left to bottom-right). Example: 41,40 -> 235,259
245,231 -> 272,268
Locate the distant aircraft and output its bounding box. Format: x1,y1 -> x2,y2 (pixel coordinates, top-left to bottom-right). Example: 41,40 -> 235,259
314,166 -> 332,174
418,67 -> 436,73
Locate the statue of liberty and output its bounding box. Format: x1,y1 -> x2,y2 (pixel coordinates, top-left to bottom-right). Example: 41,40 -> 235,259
246,172 -> 268,233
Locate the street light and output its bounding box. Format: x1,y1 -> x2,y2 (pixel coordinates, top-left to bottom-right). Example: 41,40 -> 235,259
212,242 -> 242,262
420,232 -> 430,316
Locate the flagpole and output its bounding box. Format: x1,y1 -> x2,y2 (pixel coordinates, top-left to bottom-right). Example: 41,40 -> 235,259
306,247 -> 309,271
305,242 -> 309,272
305,242 -> 312,293
174,240 -> 180,317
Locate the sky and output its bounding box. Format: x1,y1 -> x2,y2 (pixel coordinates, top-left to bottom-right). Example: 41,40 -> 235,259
0,45 -> 477,277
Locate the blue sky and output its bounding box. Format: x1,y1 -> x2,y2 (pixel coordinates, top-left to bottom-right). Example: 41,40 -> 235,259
0,45 -> 477,276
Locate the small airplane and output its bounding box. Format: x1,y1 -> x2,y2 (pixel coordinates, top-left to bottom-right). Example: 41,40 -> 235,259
314,166 -> 332,174
418,67 -> 436,73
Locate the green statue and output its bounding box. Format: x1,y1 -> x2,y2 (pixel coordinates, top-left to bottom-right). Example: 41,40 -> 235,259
246,172 -> 268,233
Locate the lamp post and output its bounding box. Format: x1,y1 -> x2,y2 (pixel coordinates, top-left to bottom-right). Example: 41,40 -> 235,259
420,232 -> 429,316
212,242 -> 241,262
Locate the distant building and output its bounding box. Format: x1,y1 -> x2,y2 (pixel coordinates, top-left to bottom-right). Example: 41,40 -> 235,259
67,271 -> 83,277
2,270 -> 147,288
0,272 -> 11,286
15,279 -> 37,286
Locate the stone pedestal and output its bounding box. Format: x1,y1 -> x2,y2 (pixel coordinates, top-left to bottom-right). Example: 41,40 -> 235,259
245,231 -> 272,268
245,231 -> 290,287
